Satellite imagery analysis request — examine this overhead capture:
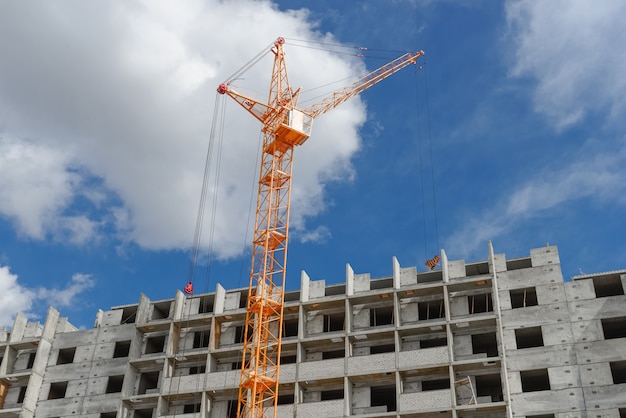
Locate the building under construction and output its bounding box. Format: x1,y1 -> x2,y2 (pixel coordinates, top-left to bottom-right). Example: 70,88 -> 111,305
1,242 -> 626,418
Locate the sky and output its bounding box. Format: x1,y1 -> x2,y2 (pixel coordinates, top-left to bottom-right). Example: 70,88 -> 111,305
1,0 -> 625,329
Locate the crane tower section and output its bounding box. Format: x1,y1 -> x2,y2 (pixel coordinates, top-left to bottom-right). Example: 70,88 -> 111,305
217,37 -> 423,418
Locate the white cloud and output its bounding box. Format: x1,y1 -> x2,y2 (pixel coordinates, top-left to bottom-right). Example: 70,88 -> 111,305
449,139 -> 626,256
506,0 -> 626,129
36,273 -> 96,308
0,0 -> 368,259
0,137 -> 83,240
0,265 -> 95,328
449,1 -> 626,259
298,225 -> 332,244
0,266 -> 35,328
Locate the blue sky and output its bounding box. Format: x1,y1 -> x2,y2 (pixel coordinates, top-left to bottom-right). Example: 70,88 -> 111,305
1,0 -> 625,329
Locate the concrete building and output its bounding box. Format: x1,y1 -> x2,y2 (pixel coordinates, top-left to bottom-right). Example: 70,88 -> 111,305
1,242 -> 625,418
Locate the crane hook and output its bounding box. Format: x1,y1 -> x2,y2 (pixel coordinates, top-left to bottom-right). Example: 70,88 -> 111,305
184,281 -> 194,295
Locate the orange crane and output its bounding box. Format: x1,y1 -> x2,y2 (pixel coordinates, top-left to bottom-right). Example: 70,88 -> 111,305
217,37 -> 424,418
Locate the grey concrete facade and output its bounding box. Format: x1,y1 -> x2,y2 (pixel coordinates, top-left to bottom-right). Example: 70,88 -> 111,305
1,242 -> 625,418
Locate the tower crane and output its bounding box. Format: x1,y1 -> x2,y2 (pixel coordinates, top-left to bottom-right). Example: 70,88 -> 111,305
217,37 -> 424,418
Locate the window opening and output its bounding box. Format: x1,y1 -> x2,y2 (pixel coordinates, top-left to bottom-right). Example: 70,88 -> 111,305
420,337 -> 447,348
322,349 -> 345,360
189,365 -> 206,374
281,354 -> 297,364
515,327 -> 544,349
371,385 -> 396,412
323,313 -> 345,332
468,293 -> 493,314
371,277 -> 393,290
593,276 -> 625,297
526,415 -> 555,418
234,325 -> 252,344
418,299 -> 445,320
611,361 -> 626,384
520,369 -> 550,392
151,302 -> 171,320
239,293 -> 247,309
321,388 -> 344,401
144,335 -> 166,354
57,347 -> 76,365
277,393 -> 294,405
602,317 -> 626,339
100,413 -> 117,418
114,340 -> 131,358
134,408 -> 154,418
234,326 -> 244,344
227,400 -> 238,418
26,353 -> 36,369
198,295 -> 214,313
17,386 -> 27,404
48,381 -> 68,399
510,287 -> 538,308
465,262 -> 489,276
105,375 -> 124,393
370,306 -> 394,327
475,374 -> 503,402
370,343 -> 395,354
183,403 -> 201,413
121,306 -> 137,324
284,291 -> 300,302
137,371 -> 160,395
471,332 -> 498,357
422,379 -> 450,391
283,318 -> 298,337
193,331 -> 210,349
505,258 -> 532,271
325,285 -> 345,297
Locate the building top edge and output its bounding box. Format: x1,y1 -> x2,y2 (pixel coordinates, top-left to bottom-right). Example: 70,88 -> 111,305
571,268 -> 626,280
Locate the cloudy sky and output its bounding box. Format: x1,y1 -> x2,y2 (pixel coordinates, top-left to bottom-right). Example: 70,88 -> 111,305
1,0 -> 625,328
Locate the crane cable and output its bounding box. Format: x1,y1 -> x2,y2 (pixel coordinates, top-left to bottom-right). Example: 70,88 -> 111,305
414,63 -> 440,269
284,37 -> 409,57
222,41 -> 275,84
173,92 -> 230,416
284,38 -> 420,107
424,64 -> 440,253
185,92 -> 225,293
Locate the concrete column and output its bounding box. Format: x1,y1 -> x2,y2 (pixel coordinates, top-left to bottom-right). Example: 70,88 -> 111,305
172,290 -> 185,320
346,263 -> 355,296
488,241 -> 513,418
441,249 -> 449,283
8,313 -> 27,342
300,270 -> 310,302
214,283 -> 226,314
392,256 -> 401,290
344,376 -> 351,416
136,294 -> 151,324
23,307 -> 59,417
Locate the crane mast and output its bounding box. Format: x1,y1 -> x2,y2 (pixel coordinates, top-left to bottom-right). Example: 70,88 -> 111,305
217,37 -> 423,418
